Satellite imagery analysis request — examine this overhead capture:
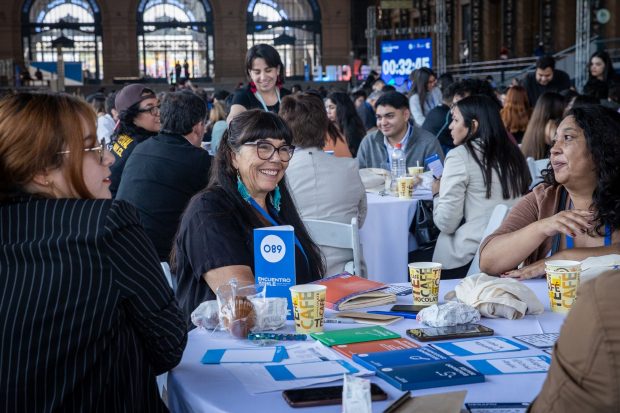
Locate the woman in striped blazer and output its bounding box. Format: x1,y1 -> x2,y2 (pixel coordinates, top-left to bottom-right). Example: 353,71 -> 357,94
0,93 -> 187,412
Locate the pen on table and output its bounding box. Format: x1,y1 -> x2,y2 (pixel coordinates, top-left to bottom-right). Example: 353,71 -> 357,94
367,310 -> 418,319
382,391 -> 411,413
324,318 -> 359,324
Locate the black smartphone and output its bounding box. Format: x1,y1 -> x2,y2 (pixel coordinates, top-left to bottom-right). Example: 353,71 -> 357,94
390,304 -> 426,313
282,383 -> 388,408
406,323 -> 494,342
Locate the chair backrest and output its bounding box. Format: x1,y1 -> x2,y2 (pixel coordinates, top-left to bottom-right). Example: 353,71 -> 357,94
302,217 -> 363,278
527,157 -> 549,189
467,204 -> 510,276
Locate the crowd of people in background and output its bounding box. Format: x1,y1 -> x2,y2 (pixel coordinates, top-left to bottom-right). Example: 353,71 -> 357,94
2,44 -> 620,411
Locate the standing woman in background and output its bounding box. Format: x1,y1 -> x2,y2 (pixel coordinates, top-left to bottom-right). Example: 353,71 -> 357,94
227,44 -> 289,122
325,91 -> 366,157
408,67 -> 442,126
500,85 -> 531,144
0,93 -> 186,411
583,50 -> 620,100
521,91 -> 565,160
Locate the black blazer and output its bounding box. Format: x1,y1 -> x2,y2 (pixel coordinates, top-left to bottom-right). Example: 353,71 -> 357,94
0,196 -> 187,412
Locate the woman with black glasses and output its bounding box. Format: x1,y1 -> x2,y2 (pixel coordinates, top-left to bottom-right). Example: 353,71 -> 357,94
109,83 -> 161,196
172,110 -> 325,325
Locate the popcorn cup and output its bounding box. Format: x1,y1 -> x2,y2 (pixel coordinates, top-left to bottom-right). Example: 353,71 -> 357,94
397,176 -> 415,199
290,285 -> 326,333
408,262 -> 442,306
545,260 -> 581,313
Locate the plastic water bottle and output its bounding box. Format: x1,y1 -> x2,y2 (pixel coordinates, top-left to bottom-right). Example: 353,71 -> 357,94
390,143 -> 406,193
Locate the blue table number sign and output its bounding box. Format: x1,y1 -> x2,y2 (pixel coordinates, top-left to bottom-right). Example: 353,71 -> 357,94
254,225 -> 296,319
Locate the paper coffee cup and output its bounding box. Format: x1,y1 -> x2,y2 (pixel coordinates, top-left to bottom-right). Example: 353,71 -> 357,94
397,176 -> 414,199
408,262 -> 442,306
545,260 -> 580,313
290,284 -> 326,333
408,166 -> 424,176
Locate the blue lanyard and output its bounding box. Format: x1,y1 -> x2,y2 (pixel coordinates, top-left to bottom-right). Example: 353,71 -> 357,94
565,200 -> 613,249
253,89 -> 281,113
566,224 -> 612,249
247,197 -> 310,271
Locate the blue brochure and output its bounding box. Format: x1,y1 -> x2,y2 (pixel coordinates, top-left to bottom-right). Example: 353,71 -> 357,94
265,360 -> 359,381
468,355 -> 551,375
431,337 -> 529,357
376,359 -> 484,391
254,226 -> 296,319
424,153 -> 444,178
352,346 -> 448,371
201,346 -> 288,364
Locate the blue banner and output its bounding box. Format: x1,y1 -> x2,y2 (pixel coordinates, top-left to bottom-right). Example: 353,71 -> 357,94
380,38 -> 433,89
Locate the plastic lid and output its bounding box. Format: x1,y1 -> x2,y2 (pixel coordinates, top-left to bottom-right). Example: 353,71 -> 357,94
395,143 -> 402,149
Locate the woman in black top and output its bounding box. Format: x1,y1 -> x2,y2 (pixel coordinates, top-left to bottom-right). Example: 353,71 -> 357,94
174,110 -> 325,324
227,44 -> 290,122
0,93 -> 186,412
583,50 -> 620,100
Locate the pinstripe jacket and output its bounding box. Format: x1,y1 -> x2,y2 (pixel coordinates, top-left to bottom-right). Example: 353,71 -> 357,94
0,196 -> 187,412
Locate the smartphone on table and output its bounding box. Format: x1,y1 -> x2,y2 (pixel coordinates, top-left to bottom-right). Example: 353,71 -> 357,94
282,383 -> 388,407
406,323 -> 494,342
390,304 -> 426,313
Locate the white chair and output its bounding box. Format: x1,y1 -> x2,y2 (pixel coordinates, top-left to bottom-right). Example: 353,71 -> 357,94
302,217 -> 363,278
527,157 -> 549,189
467,204 -> 510,276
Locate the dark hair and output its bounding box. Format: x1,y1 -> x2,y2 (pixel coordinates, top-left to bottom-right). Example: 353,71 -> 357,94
455,95 -> 531,198
352,89 -> 368,100
536,55 -> 556,70
279,93 -> 328,149
0,92 -> 98,200
326,92 -> 366,156
245,44 -> 285,85
87,93 -> 105,115
104,91 -> 116,115
541,105 -> 620,235
382,85 -> 396,92
521,91 -> 565,160
209,110 -> 324,278
570,94 -> 600,110
442,82 -> 459,102
409,68 -> 436,116
588,50 -> 614,82
160,91 -> 207,135
452,78 -> 502,108
375,91 -> 409,110
437,73 -> 454,92
213,89 -> 230,102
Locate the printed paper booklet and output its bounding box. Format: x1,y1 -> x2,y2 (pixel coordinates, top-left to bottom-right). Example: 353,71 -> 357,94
330,338 -> 419,359
310,272 -> 396,310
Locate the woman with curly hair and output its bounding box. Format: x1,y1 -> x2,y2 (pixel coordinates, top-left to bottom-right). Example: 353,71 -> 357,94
520,91 -> 565,160
325,92 -> 366,156
500,85 -> 531,143
480,105 -> 620,279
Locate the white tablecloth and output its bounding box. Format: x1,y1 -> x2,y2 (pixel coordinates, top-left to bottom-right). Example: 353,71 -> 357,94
359,193 -> 418,284
167,279 -> 565,413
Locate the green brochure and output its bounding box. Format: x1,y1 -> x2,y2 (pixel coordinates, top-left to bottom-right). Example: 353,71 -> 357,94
310,326 -> 400,346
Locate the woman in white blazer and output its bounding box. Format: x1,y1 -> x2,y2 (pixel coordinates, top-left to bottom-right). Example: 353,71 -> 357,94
430,95 -> 531,278
280,93 -> 367,277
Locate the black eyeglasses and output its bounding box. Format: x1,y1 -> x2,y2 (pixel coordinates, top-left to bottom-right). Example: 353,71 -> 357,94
243,140 -> 295,161
57,138 -> 107,164
137,104 -> 160,116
